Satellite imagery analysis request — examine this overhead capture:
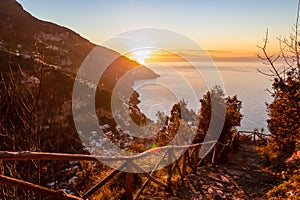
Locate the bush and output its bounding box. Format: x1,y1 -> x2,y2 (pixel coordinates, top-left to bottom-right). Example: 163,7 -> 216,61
267,174 -> 300,200
195,86 -> 242,164
258,1 -> 300,198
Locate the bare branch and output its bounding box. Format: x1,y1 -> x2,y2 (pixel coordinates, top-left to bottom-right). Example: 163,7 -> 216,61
278,37 -> 294,68
265,88 -> 273,95
257,29 -> 284,83
257,68 -> 278,77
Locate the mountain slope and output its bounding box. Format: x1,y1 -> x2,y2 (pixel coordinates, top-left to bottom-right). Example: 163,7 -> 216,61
0,0 -> 158,84
0,0 -> 94,71
0,0 -> 158,153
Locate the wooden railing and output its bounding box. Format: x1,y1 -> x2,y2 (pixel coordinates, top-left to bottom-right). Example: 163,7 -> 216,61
238,130 -> 270,143
0,130 -> 267,199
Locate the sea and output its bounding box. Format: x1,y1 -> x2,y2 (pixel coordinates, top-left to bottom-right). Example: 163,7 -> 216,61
133,61 -> 273,133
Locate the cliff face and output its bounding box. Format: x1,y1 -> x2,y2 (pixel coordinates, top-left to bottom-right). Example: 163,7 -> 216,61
0,0 -> 158,154
0,0 -> 94,71
0,0 -> 158,82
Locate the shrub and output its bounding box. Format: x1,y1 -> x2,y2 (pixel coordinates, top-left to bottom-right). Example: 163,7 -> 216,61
258,1 -> 300,198
195,86 -> 242,164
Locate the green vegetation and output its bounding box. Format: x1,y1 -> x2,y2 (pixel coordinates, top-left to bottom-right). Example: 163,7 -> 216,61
258,2 -> 300,199
195,86 -> 242,164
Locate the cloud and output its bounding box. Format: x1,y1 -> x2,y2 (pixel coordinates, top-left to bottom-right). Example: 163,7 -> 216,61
144,48 -> 257,63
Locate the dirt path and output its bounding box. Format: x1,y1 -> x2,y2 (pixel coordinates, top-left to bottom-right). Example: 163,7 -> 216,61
146,142 -> 278,200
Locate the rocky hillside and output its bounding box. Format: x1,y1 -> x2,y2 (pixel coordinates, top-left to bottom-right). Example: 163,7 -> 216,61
0,2 -> 159,198
0,0 -> 158,153
0,0 -> 158,86
0,0 -> 94,71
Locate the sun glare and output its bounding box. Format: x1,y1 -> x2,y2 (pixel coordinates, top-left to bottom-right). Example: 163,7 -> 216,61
131,50 -> 152,65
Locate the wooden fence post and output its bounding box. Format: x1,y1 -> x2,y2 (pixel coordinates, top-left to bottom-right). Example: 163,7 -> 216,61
181,151 -> 188,178
211,145 -> 217,167
167,150 -> 173,186
193,146 -> 199,174
125,172 -> 133,200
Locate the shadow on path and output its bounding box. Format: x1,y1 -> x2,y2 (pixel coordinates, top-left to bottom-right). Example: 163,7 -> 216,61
149,142 -> 278,200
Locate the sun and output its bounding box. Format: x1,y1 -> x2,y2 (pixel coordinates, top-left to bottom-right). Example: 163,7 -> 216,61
130,49 -> 152,65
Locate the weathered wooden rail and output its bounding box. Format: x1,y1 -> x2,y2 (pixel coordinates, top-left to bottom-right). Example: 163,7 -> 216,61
0,175 -> 82,200
238,130 -> 270,143
0,130 -> 267,199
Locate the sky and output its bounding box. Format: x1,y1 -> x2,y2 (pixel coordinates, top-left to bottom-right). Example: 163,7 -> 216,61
16,0 -> 299,62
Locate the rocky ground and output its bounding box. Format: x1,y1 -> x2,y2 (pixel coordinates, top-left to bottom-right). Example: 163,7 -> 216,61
144,142 -> 278,200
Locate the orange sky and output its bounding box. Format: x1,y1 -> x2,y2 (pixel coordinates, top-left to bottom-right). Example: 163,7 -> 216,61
17,0 -> 297,64
128,43 -> 279,64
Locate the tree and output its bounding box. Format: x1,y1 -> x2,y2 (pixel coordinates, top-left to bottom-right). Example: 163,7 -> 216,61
258,1 -> 300,199
258,1 -> 300,169
195,86 -> 242,164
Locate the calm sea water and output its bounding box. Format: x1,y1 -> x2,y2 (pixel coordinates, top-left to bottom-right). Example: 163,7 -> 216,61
133,62 -> 273,132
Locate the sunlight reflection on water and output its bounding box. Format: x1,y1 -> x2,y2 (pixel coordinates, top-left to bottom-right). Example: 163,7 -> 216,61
133,62 -> 272,132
